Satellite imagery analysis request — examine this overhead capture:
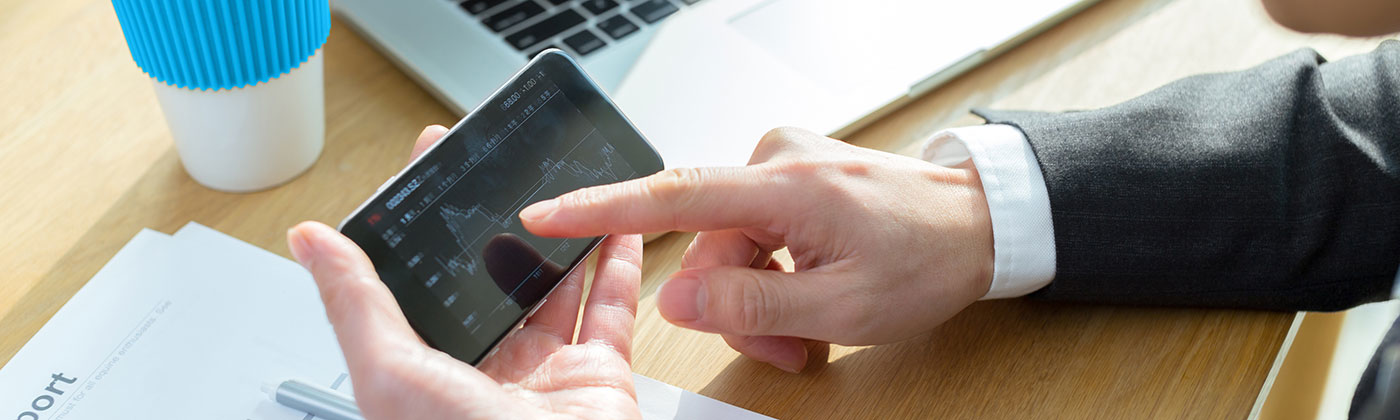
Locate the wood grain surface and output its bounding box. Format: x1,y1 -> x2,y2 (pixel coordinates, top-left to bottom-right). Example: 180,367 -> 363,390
1,0 -> 1391,417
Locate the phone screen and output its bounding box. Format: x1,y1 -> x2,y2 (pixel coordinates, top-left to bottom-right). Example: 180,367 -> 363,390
339,52 -> 662,364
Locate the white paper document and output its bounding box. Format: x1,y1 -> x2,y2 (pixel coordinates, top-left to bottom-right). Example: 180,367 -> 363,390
0,223 -> 768,420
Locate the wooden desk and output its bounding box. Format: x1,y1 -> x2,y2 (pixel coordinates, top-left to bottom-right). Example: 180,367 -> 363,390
0,0 -> 1390,417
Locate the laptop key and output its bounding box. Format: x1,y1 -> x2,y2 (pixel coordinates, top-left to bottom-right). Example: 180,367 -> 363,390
483,2 -> 546,32
580,0 -> 619,15
596,15 -> 639,40
505,10 -> 587,50
461,0 -> 508,15
563,30 -> 606,56
630,0 -> 678,24
544,0 -> 569,4
679,0 -> 702,4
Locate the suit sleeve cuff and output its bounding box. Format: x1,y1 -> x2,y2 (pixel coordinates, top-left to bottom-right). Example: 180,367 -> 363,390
922,124 -> 1056,299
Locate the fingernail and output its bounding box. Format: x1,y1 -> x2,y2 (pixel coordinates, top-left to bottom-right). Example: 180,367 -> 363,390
772,361 -> 802,374
659,275 -> 705,324
287,227 -> 314,269
771,346 -> 807,374
519,199 -> 558,222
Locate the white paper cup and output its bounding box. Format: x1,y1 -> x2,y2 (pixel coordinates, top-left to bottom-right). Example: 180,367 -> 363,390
151,51 -> 325,193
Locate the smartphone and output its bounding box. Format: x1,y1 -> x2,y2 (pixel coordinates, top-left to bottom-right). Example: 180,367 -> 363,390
338,50 -> 664,365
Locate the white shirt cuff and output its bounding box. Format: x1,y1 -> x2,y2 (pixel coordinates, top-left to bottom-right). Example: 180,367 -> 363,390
921,124 -> 1056,299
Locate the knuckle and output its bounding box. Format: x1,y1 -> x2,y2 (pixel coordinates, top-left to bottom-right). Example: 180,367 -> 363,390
752,127 -> 810,161
714,275 -> 782,334
603,237 -> 645,270
760,126 -> 808,145
830,159 -> 872,177
679,239 -> 707,269
644,168 -> 704,209
793,159 -> 867,194
767,160 -> 839,195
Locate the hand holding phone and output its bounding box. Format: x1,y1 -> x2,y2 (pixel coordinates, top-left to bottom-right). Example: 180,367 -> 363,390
286,126 -> 645,420
286,51 -> 662,419
338,51 -> 663,365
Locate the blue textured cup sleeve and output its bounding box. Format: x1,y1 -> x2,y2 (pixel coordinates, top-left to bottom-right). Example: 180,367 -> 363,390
111,0 -> 331,91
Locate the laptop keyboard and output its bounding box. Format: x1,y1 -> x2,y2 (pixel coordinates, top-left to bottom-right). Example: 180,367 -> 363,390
458,0 -> 701,58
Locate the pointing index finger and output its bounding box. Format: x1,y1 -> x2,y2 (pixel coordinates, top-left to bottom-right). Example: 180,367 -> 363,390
520,166 -> 783,237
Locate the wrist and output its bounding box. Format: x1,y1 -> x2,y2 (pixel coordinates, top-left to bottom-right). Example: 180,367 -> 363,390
957,165 -> 996,299
926,124 -> 1056,299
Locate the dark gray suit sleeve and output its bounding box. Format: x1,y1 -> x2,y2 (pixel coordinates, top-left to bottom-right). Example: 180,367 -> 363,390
974,40 -> 1400,311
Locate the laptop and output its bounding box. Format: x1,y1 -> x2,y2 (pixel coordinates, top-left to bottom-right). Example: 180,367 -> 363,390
333,0 -> 1097,168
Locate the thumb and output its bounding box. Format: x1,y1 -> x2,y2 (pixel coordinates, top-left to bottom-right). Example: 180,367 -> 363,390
287,222 -> 424,364
289,222 -> 521,419
657,266 -> 842,341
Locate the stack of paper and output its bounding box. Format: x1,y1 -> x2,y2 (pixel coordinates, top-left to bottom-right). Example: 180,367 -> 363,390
0,223 -> 768,420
